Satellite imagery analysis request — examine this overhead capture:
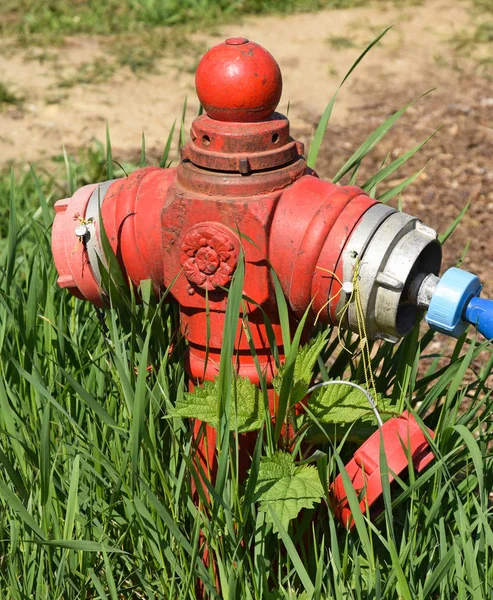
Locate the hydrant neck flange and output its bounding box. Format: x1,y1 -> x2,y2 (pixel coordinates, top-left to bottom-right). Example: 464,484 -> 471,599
176,157 -> 307,197
181,113 -> 304,174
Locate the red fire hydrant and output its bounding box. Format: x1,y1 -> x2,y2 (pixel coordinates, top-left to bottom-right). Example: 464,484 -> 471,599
52,38 -> 440,525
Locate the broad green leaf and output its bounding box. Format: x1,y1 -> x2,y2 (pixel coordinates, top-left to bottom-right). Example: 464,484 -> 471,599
293,331 -> 329,389
173,376 -> 263,433
254,452 -> 323,533
273,332 -> 329,406
309,381 -> 397,425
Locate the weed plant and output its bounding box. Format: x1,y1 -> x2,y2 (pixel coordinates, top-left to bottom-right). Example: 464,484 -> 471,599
0,31 -> 492,599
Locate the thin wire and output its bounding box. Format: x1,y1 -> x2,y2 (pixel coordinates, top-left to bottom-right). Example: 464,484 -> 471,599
314,266 -> 343,326
314,265 -> 353,352
352,258 -> 379,407
312,258 -> 382,427
306,380 -> 384,428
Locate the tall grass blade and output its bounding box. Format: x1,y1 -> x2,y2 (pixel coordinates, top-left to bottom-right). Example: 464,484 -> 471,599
0,481 -> 45,539
30,165 -> 52,229
307,27 -> 391,169
439,200 -> 471,244
106,122 -> 114,180
130,330 -> 151,488
274,305 -> 311,443
179,97 -> 188,153
40,404 -> 51,507
377,163 -> 429,204
6,169 -> 17,290
63,454 -> 80,540
140,131 -> 146,167
333,451 -> 373,566
267,506 -> 315,596
332,89 -> 434,183
453,424 -> 484,500
361,128 -> 440,192
63,146 -> 75,195
216,254 -> 245,496
103,547 -> 119,600
160,120 -> 176,168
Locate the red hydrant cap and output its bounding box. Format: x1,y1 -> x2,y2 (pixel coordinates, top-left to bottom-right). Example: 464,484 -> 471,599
330,411 -> 435,528
195,38 -> 282,122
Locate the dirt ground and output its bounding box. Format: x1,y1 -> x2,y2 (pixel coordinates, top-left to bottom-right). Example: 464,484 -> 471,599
1,0 -> 492,362
1,1 -> 488,166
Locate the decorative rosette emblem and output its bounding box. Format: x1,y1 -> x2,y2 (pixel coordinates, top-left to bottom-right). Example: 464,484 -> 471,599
180,223 -> 239,291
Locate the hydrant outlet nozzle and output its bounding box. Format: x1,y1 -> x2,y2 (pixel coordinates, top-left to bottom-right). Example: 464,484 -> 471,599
333,205 -> 442,342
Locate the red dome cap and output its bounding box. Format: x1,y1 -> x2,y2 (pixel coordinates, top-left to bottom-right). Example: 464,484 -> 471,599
195,38 -> 282,122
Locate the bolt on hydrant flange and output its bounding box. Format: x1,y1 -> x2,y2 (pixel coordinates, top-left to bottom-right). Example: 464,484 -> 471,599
51,37 -> 493,531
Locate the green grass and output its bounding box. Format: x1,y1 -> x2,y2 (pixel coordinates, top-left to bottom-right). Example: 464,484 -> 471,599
453,21 -> 493,49
0,81 -> 23,109
473,0 -> 493,13
56,58 -> 116,88
0,30 -> 492,599
449,0 -> 493,78
1,0 -> 369,39
326,35 -> 356,49
0,0 -> 371,74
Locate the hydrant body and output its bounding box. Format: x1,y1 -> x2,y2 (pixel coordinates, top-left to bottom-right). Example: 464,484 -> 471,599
53,104 -> 382,479
53,37 -> 491,524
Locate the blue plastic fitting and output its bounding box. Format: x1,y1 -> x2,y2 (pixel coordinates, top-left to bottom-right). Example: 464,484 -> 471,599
426,267 -> 482,338
464,297 -> 493,340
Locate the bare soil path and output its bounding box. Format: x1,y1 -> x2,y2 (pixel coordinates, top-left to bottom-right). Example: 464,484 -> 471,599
0,0 -> 482,166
